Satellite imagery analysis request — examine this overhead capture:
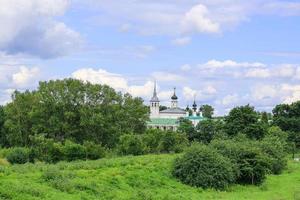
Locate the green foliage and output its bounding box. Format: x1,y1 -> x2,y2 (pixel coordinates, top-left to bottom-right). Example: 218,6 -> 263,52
142,129 -> 164,153
6,147 -> 30,164
260,135 -> 287,174
117,134 -> 146,156
194,119 -> 219,144
210,138 -> 273,185
225,105 -> 259,136
63,140 -> 86,161
177,118 -> 196,141
3,90 -> 37,146
158,131 -> 188,153
30,135 -> 64,163
273,101 -> 300,148
0,154 -> 299,199
173,144 -> 235,190
242,122 -> 267,140
200,104 -> 214,118
83,141 -> 106,160
3,79 -> 149,148
0,106 -> 6,147
267,126 -> 288,141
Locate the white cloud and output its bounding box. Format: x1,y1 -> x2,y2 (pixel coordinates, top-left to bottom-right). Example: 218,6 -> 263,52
245,68 -> 271,78
0,0 -> 82,58
72,68 -> 128,91
127,81 -> 154,98
181,4 -> 220,33
12,66 -> 40,86
280,84 -> 300,104
0,89 -> 15,105
251,85 -> 277,100
218,94 -> 239,106
180,64 -> 191,71
201,59 -> 266,69
172,37 -> 191,46
72,68 -> 157,99
152,71 -> 185,82
82,1 -> 300,37
183,86 -> 197,100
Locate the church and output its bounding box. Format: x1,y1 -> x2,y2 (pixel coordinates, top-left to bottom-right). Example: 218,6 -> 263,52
147,82 -> 205,131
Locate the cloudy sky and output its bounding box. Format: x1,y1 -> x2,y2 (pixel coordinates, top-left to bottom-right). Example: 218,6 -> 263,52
1,0 -> 300,115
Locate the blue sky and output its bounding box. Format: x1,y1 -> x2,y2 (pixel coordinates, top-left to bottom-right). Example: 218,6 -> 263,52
0,0 -> 300,115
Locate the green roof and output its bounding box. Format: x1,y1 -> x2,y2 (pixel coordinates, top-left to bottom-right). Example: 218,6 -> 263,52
185,116 -> 206,120
147,118 -> 179,126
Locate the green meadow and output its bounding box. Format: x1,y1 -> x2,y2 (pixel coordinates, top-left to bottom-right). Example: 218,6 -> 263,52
0,154 -> 299,200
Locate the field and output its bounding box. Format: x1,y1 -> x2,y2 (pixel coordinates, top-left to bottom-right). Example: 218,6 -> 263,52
0,154 -> 300,200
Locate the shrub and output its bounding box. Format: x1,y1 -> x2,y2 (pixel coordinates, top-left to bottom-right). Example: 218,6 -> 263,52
83,141 -> 106,160
210,138 -> 271,185
63,140 -> 86,161
172,144 -> 235,190
260,135 -> 287,174
142,129 -> 164,153
117,134 -> 146,156
158,131 -> 188,153
6,147 -> 30,164
30,135 -> 64,163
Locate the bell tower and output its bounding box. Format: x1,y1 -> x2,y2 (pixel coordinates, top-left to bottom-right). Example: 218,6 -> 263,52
150,81 -> 160,117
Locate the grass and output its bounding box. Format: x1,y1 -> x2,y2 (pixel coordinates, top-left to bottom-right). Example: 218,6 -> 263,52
0,154 -> 299,200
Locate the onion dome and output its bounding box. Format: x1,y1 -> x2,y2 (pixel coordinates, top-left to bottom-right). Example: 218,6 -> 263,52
171,87 -> 178,100
185,105 -> 190,111
192,100 -> 197,111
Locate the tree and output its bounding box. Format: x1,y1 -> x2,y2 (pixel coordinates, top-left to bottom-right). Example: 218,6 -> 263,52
224,105 -> 259,136
200,104 -> 214,118
0,106 -> 6,146
194,120 -> 218,144
177,118 -> 196,141
243,122 -> 267,140
273,101 -> 300,147
4,90 -> 37,146
4,79 -> 149,148
261,112 -> 269,124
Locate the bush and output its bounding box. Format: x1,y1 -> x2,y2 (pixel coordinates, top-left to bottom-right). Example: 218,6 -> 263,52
210,138 -> 271,185
260,135 -> 287,174
6,147 -> 30,164
30,135 -> 64,163
117,134 -> 146,156
142,129 -> 164,153
63,140 -> 86,161
83,141 -> 106,160
172,144 -> 235,190
158,131 -> 188,153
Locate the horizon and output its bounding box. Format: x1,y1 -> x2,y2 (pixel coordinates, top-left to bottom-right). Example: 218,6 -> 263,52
1,0 -> 300,115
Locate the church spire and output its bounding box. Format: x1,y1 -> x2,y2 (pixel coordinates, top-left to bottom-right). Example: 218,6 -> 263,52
171,87 -> 178,100
192,94 -> 197,112
150,81 -> 159,102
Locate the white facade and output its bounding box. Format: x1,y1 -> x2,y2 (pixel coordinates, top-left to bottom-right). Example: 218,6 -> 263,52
148,83 -> 205,130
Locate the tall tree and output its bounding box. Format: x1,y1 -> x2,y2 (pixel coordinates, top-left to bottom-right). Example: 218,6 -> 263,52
4,79 -> 149,147
273,101 -> 300,147
200,104 -> 214,118
224,104 -> 259,136
177,118 -> 196,141
0,106 -> 5,146
4,91 -> 37,146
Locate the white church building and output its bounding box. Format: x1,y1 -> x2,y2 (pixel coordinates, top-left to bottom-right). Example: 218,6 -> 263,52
147,82 -> 205,131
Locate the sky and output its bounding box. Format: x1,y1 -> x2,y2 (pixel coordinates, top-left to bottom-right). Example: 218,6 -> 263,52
0,0 -> 300,115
